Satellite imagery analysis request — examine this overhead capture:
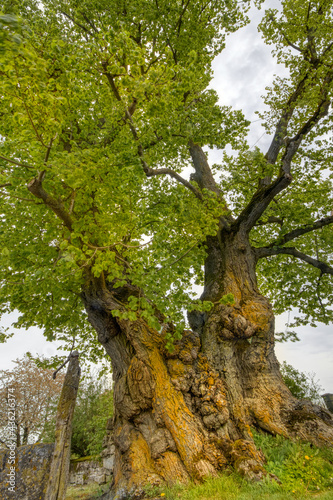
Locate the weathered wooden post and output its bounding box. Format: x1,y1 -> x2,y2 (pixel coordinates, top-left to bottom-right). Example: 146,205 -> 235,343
45,351 -> 80,500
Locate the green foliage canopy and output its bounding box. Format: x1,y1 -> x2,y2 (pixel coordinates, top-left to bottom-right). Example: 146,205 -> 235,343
0,0 -> 332,357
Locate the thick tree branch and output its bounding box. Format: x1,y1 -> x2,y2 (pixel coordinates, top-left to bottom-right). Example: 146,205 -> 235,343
268,216 -> 333,247
234,171 -> 293,233
188,140 -> 233,225
265,59 -> 333,166
27,172 -> 73,231
236,73 -> 332,234
101,63 -> 122,102
292,97 -> 331,143
188,140 -> 221,196
255,246 -> 333,276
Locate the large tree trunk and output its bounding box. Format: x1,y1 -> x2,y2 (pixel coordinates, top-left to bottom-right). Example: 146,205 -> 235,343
82,230 -> 333,500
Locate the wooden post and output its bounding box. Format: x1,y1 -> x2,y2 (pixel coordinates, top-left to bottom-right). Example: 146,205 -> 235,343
45,351 -> 80,500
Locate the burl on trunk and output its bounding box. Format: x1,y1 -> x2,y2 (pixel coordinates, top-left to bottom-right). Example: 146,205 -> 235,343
82,229 -> 333,500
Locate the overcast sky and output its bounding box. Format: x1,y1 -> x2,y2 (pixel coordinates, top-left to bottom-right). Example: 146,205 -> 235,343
1,1 -> 332,394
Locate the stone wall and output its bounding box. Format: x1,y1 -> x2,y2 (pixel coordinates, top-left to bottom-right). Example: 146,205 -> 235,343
69,456 -> 114,486
0,443 -> 54,500
0,435 -> 116,498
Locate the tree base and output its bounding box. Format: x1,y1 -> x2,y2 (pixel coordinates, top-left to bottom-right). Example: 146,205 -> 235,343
98,327 -> 333,500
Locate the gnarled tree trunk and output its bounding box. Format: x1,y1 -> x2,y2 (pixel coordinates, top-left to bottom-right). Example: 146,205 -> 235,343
82,230 -> 333,500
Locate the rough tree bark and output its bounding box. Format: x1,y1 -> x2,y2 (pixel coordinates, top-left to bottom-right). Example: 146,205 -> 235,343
45,352 -> 81,500
80,132 -> 333,499
20,38 -> 333,498
82,226 -> 333,500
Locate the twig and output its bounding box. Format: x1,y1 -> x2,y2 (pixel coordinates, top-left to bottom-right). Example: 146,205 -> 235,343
0,155 -> 34,170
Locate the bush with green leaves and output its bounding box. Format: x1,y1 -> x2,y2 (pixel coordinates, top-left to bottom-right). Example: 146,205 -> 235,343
71,373 -> 113,458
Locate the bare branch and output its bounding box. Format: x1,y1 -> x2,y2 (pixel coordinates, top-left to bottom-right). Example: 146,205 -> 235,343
255,246 -> 333,276
52,351 -> 79,380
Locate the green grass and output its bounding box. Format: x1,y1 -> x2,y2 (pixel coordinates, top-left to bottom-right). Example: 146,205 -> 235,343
65,482 -> 110,499
66,431 -> 333,499
144,472 -> 333,500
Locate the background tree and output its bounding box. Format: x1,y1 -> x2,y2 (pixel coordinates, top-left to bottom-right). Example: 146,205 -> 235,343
42,369 -> 114,458
0,0 -> 333,498
0,355 -> 64,447
281,361 -> 325,407
70,372 -> 113,458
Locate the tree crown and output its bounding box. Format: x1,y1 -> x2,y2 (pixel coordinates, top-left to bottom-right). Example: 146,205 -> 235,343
0,0 -> 332,357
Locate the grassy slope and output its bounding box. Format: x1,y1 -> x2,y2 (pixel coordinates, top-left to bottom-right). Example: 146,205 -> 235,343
66,430 -> 333,500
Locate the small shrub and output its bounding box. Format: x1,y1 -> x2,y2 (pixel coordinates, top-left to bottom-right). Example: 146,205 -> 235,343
280,362 -> 324,406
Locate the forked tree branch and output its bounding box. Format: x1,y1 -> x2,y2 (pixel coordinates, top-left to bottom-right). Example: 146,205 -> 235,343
234,31 -> 333,234
60,10 -> 94,37
234,171 -> 293,232
265,74 -> 309,165
236,93 -> 331,233
255,246 -> 333,276
27,172 -> 73,231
